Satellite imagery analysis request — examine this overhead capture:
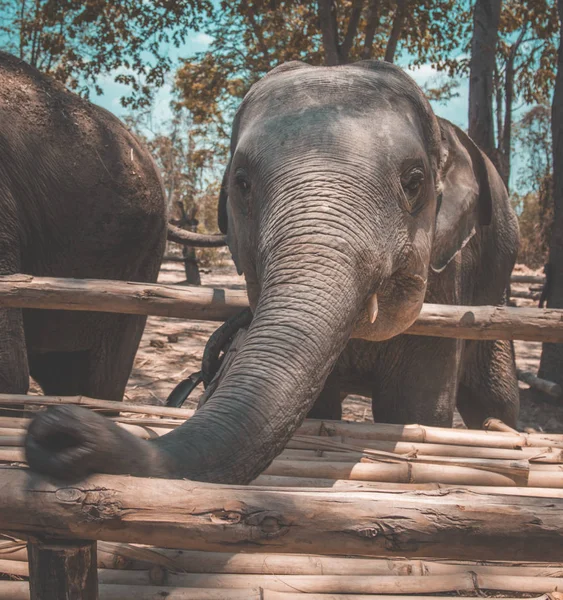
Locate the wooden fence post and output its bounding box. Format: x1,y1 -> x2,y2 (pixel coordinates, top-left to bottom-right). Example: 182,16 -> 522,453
27,538 -> 98,600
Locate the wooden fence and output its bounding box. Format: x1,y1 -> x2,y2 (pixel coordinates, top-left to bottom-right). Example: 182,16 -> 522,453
0,273 -> 563,599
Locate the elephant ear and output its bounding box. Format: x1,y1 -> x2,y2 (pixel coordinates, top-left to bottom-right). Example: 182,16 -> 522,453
218,164 -> 229,234
431,119 -> 495,273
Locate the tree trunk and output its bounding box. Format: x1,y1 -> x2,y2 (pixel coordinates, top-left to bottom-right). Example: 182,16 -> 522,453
468,0 -> 502,165
539,1 -> 563,386
362,0 -> 382,58
317,0 -> 341,65
384,0 -> 408,63
182,245 -> 201,286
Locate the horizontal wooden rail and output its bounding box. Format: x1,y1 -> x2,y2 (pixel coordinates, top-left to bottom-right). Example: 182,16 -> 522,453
0,468 -> 561,562
0,275 -> 247,322
1,275 -> 563,341
511,274 -> 545,284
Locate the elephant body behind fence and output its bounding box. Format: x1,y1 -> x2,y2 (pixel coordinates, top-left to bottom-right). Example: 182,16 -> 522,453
0,50 -> 167,401
25,60 -> 520,483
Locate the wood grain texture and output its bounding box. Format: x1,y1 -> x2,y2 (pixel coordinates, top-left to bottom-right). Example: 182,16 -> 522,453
1,275 -> 563,341
27,539 -> 97,600
0,469 -> 561,562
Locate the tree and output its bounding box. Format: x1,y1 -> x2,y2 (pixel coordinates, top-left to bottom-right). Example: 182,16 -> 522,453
468,0 -> 503,164
125,104 -> 225,284
513,104 -> 553,266
493,0 -> 558,187
538,0 -> 563,387
0,0 -> 211,108
175,0 -> 465,137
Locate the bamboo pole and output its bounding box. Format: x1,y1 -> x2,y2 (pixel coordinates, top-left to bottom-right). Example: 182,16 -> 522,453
483,418 -> 519,434
264,459 -> 563,487
511,274 -> 545,284
0,394 -> 194,420
288,435 -> 563,463
4,564 -> 563,595
2,275 -> 563,342
2,396 -> 562,450
0,468 -> 561,561
251,475 -> 563,497
3,546 -> 563,577
1,582 -> 550,600
296,420 -> 563,449
68,572 -> 563,593
517,369 -> 562,398
511,290 -> 540,300
0,582 -> 262,600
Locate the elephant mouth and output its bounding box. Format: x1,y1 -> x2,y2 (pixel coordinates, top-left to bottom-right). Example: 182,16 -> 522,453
352,271 -> 428,342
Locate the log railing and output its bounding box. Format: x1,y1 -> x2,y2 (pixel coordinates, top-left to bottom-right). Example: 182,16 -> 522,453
1,273 -> 563,598
1,275 -> 563,341
0,468 -> 561,563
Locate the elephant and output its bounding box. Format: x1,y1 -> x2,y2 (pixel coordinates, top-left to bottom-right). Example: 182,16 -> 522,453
0,51 -> 223,404
25,59 -> 520,484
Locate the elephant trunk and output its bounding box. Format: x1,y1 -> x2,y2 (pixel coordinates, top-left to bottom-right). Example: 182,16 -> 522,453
167,223 -> 227,247
154,236 -> 369,483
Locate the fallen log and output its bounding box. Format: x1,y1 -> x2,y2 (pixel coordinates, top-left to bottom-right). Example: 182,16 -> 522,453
0,468 -> 561,561
2,276 -> 563,342
517,369 -> 562,398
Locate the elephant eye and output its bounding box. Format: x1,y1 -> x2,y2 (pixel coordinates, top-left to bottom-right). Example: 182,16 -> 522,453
235,169 -> 251,194
401,167 -> 425,212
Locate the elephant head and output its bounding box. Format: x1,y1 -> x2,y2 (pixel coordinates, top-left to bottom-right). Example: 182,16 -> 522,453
25,61 -> 494,483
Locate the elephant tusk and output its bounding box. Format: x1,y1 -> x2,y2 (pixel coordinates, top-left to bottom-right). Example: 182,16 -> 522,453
367,293 -> 379,324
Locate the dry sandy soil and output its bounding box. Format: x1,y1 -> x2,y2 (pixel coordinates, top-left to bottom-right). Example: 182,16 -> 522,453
123,259 -> 563,433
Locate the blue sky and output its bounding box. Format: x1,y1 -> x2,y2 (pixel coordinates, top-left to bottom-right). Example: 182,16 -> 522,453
93,36 -> 470,128
92,33 -> 525,189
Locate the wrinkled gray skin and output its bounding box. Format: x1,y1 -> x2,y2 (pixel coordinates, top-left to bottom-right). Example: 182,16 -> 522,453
0,51 -> 167,402
26,60 -> 520,484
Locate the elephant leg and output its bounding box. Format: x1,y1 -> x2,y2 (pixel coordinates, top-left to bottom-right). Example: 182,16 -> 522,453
84,314 -> 148,401
28,351 -> 90,396
456,340 -> 519,429
372,336 -> 463,427
307,375 -> 343,420
30,314 -> 146,402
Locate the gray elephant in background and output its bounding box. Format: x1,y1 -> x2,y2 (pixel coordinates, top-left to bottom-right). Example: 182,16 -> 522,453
0,51 -> 221,403
26,60 -> 520,484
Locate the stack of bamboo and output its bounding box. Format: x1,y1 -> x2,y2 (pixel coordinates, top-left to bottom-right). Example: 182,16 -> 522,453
0,393 -> 562,599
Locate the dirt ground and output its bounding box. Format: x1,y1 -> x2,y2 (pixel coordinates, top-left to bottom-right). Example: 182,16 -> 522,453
123,259 -> 563,433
